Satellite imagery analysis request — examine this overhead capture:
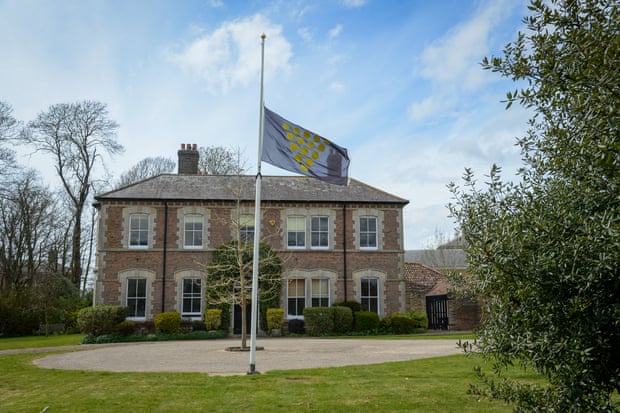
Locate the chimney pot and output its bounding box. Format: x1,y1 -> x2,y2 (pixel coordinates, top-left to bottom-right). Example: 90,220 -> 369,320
192,143 -> 197,151
181,143 -> 186,150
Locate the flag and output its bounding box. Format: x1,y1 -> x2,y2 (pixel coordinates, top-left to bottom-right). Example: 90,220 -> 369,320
262,106 -> 350,185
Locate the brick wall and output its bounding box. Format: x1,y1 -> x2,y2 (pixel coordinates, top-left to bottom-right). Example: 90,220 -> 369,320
95,200 -> 406,318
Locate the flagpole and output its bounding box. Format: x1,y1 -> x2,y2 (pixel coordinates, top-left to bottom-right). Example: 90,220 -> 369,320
248,33 -> 266,375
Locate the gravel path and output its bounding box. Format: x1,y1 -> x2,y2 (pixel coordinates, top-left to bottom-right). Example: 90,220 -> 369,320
30,337 -> 463,375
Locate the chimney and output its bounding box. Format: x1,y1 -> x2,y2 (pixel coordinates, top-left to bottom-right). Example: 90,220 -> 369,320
177,143 -> 199,175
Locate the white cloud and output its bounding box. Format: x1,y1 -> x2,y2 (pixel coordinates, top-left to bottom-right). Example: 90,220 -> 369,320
417,0 -> 513,90
297,27 -> 313,42
329,24 -> 343,39
408,95 -> 454,121
340,0 -> 366,8
328,81 -> 345,93
170,14 -> 292,93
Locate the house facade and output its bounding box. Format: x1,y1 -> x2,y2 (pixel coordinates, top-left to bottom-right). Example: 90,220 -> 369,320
93,145 -> 409,328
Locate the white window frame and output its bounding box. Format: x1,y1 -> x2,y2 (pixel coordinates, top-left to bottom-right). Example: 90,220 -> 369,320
359,216 -> 378,249
360,278 -> 379,314
181,278 -> 202,318
129,213 -> 149,249
126,278 -> 147,320
311,278 -> 330,307
287,216 -> 306,249
239,214 -> 255,243
310,216 -> 329,249
184,214 -> 203,249
287,278 -> 306,318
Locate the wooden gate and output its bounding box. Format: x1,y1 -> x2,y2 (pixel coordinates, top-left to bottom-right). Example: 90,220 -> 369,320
426,295 -> 449,330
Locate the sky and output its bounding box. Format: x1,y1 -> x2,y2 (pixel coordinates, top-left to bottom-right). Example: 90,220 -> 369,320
0,0 -> 532,249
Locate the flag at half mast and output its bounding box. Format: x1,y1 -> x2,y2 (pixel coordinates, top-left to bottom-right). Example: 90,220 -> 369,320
262,106 -> 350,186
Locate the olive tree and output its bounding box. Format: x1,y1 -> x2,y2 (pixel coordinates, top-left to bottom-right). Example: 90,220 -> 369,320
448,0 -> 619,411
23,101 -> 123,288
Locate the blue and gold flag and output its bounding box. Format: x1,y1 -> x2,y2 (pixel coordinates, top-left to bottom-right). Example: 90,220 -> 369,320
262,107 -> 350,185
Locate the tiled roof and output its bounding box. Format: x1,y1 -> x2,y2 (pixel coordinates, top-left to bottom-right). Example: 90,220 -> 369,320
405,249 -> 467,269
94,174 -> 409,205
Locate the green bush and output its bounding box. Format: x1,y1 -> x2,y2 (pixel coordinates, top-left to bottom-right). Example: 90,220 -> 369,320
381,312 -> 417,334
407,310 -> 428,329
332,300 -> 362,313
331,306 -> 353,333
77,305 -> 128,336
191,320 -> 207,331
0,291 -> 41,336
154,311 -> 181,333
205,309 -> 222,331
303,307 -> 333,336
117,320 -> 138,336
266,308 -> 285,331
354,311 -> 380,332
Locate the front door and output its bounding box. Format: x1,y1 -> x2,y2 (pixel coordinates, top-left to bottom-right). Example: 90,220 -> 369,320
233,302 -> 252,335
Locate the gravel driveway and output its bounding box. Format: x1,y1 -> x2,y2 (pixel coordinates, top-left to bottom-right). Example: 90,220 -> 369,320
32,337 -> 463,375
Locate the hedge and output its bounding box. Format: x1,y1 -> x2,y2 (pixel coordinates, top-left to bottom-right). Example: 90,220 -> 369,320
154,311 -> 181,333
303,307 -> 333,336
407,310 -> 429,329
205,309 -> 222,331
354,311 -> 380,332
331,306 -> 353,333
77,305 -> 128,336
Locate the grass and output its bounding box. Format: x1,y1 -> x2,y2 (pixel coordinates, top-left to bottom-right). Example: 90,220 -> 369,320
0,333 -> 535,412
0,351 -> 523,413
0,334 -> 83,350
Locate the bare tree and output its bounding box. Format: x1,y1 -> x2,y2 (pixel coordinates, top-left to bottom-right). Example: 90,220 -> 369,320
0,171 -> 62,291
0,101 -> 19,182
115,156 -> 176,188
198,146 -> 246,175
206,240 -> 282,349
22,100 -> 123,288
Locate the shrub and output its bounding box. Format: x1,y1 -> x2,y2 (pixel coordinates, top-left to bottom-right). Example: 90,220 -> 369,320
154,311 -> 181,333
381,312 -> 417,334
135,320 -> 156,335
332,300 -> 362,313
331,306 -> 353,333
0,291 -> 43,336
180,319 -> 193,333
303,307 -> 334,336
407,310 -> 428,329
205,309 -> 222,331
191,320 -> 207,331
287,318 -> 305,334
117,320 -> 138,336
266,308 -> 285,331
77,305 -> 128,336
354,311 -> 380,332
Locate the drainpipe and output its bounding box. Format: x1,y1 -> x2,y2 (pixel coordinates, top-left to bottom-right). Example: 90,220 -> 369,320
343,203 -> 348,301
161,202 -> 168,313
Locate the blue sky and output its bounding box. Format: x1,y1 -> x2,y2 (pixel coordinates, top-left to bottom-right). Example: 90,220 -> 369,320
0,0 -> 531,249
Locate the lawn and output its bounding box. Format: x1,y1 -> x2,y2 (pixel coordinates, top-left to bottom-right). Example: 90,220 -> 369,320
0,335 -> 526,413
0,334 -> 83,350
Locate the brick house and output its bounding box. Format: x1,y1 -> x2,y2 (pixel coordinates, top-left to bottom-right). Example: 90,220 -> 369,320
93,145 -> 409,330
404,249 -> 481,330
